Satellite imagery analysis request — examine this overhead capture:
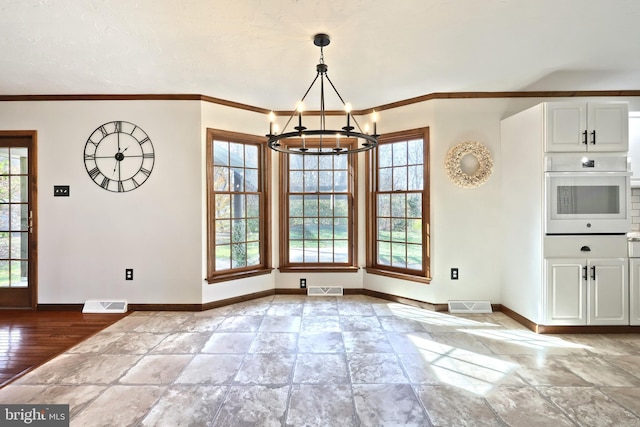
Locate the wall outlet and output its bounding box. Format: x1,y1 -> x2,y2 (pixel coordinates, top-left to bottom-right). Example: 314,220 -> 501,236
125,269 -> 134,280
300,278 -> 307,289
450,268 -> 459,280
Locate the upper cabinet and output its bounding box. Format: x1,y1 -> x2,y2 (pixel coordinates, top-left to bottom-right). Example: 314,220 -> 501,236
545,102 -> 629,152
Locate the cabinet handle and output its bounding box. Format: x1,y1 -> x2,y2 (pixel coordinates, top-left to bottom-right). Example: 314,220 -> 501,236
590,130 -> 596,145
580,245 -> 591,252
591,265 -> 596,280
582,130 -> 588,145
583,265 -> 588,281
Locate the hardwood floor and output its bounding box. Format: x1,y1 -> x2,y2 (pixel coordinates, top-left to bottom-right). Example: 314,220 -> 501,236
0,310 -> 127,388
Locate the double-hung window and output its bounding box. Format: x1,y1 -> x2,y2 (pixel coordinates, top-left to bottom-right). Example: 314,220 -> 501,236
206,129 -> 271,282
280,140 -> 358,272
366,128 -> 430,282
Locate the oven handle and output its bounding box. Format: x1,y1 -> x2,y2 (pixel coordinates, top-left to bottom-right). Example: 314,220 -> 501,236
545,171 -> 631,177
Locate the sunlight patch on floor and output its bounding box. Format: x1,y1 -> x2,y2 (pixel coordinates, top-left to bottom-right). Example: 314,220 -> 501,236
409,334 -> 519,396
460,329 -> 591,351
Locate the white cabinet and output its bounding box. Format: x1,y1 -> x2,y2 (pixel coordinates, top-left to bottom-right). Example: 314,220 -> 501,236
545,258 -> 628,325
545,102 -> 629,152
544,235 -> 629,326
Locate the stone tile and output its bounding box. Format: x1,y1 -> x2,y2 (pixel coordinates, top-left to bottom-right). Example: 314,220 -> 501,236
301,315 -> 341,332
29,385 -> 106,418
67,331 -> 125,353
150,332 -> 210,354
71,385 -> 164,426
132,314 -> 191,333
347,353 -> 407,384
293,353 -> 350,384
556,356 -> 640,386
386,332 -> 434,354
415,385 -> 502,426
485,386 -> 575,426
297,331 -> 345,353
16,353 -> 141,385
249,332 -> 298,353
140,385 -> 226,426
119,354 -> 192,384
604,355 -> 640,380
175,354 -> 244,384
287,384 -> 358,427
398,353 -> 444,385
213,385 -> 289,427
259,315 -> 302,332
175,315 -> 225,332
234,353 -> 295,385
379,316 -> 430,332
101,315 -> 151,332
230,301 -> 271,315
201,332 -> 255,353
339,315 -> 382,331
540,386 -> 640,426
0,385 -> 49,403
337,302 -> 375,316
505,354 -> 592,386
266,303 -> 303,316
303,300 -> 339,316
216,315 -> 263,332
353,383 -> 428,426
601,387 -> 640,417
427,331 -> 494,355
342,331 -> 394,353
101,332 -> 167,354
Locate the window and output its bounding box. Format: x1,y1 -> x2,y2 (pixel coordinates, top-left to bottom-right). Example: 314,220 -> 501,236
279,139 -> 358,272
206,129 -> 271,282
366,128 -> 430,282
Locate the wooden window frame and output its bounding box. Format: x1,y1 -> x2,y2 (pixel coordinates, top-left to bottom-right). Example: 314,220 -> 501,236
206,129 -> 272,283
366,128 -> 431,283
279,138 -> 359,273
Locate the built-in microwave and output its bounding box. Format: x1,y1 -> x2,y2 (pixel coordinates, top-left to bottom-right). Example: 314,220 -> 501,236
544,154 -> 631,234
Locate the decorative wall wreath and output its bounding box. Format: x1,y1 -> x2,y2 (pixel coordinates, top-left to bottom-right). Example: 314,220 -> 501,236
444,141 -> 493,188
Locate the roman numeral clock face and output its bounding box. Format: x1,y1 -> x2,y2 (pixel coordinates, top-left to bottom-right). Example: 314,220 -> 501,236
84,121 -> 155,192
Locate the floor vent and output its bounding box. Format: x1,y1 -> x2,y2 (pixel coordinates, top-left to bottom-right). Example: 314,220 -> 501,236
82,300 -> 128,313
307,286 -> 344,296
447,300 -> 492,314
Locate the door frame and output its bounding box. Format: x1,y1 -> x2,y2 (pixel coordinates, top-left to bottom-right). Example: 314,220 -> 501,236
0,130 -> 37,309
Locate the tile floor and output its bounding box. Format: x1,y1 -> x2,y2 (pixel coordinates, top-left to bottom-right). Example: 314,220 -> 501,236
2,294 -> 640,426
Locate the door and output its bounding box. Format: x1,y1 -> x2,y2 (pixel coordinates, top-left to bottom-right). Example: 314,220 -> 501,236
545,102 -> 587,152
588,258 -> 628,325
587,103 -> 629,152
545,258 -> 587,325
0,132 -> 37,309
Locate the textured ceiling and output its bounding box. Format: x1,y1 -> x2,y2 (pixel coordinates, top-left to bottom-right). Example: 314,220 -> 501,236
1,0 -> 640,110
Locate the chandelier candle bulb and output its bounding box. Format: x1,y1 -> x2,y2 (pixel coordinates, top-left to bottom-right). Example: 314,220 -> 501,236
269,111 -> 275,135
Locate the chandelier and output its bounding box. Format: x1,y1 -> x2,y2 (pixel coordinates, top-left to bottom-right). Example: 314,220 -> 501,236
266,33 -> 379,155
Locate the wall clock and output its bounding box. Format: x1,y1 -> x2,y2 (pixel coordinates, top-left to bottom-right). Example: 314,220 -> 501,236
84,121 -> 155,192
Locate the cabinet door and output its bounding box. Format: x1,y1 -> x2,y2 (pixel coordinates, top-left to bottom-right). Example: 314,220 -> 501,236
586,103 -> 629,152
545,102 -> 587,152
588,258 -> 628,325
545,259 -> 587,325
630,259 -> 640,325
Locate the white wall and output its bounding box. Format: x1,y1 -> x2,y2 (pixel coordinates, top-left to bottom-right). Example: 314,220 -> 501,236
0,100 -> 203,304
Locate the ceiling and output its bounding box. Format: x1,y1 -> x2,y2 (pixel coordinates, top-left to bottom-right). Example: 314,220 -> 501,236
2,0 -> 640,111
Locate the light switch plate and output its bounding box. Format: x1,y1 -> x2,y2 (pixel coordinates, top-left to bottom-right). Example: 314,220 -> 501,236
54,185 -> 70,197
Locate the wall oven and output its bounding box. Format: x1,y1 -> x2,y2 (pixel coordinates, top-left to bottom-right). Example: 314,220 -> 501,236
545,154 -> 630,234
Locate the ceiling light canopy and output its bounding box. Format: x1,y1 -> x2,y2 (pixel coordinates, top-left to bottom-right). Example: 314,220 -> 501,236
266,33 -> 379,155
